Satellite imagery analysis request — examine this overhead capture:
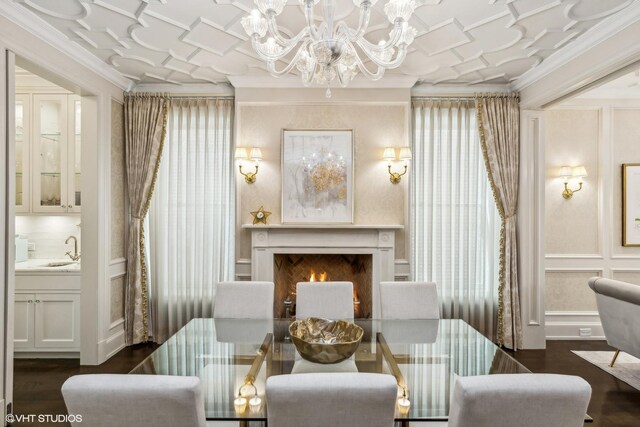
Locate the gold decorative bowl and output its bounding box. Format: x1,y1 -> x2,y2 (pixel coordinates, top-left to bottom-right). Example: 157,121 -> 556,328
289,317 -> 364,364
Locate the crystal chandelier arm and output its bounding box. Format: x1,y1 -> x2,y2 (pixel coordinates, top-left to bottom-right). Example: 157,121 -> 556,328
251,36 -> 300,62
352,20 -> 403,52
353,55 -> 385,80
265,14 -> 309,48
335,3 -> 372,42
302,0 -> 322,41
266,43 -> 312,76
356,41 -> 408,69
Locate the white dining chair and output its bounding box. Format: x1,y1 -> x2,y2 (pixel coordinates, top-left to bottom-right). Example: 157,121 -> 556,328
379,281 -> 440,319
61,374 -> 207,427
448,374 -> 591,427
296,281 -> 354,320
266,373 -> 397,427
213,281 -> 274,318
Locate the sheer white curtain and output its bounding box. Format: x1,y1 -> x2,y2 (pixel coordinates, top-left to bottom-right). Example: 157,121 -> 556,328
410,98 -> 500,341
147,98 -> 235,343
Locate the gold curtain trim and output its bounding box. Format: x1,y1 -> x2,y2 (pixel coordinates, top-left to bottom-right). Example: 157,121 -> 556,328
476,97 -> 506,347
138,98 -> 169,342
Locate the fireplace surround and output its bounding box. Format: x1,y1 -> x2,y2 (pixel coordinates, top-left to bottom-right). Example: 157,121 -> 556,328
243,224 -> 402,319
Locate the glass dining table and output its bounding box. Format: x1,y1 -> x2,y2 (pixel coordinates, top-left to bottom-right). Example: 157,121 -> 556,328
130,318 -> 530,425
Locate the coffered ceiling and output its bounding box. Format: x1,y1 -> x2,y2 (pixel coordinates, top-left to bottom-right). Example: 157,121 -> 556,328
10,0 -> 638,88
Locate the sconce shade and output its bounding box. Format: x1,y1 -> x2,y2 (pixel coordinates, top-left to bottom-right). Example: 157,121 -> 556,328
235,147 -> 248,159
572,166 -> 587,179
399,147 -> 412,160
559,166 -> 572,178
383,147 -> 396,161
249,147 -> 263,161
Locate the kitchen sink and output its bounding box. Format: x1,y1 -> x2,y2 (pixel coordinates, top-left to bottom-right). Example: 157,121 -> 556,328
46,261 -> 78,267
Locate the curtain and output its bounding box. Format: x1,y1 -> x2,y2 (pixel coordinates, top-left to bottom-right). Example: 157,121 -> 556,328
124,93 -> 168,345
411,98 -> 500,342
476,93 -> 522,350
147,98 -> 235,343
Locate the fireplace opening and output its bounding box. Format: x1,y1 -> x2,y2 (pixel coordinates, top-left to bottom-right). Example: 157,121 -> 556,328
273,254 -> 372,319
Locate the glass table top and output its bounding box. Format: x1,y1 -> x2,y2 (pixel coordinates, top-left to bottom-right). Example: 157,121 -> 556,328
130,319 -> 530,422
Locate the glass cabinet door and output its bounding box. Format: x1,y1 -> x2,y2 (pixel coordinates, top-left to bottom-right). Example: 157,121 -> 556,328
32,94 -> 68,213
67,96 -> 81,213
15,94 -> 31,213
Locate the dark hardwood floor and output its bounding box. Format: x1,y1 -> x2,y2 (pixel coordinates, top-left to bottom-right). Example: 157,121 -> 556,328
12,344 -> 157,427
11,341 -> 640,426
508,341 -> 640,427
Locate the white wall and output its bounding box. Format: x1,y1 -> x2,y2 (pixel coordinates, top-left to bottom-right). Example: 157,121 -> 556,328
15,216 -> 80,259
544,100 -> 640,340
234,88 -> 412,282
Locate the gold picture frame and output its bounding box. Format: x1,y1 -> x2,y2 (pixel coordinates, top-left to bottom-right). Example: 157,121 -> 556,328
622,163 -> 640,247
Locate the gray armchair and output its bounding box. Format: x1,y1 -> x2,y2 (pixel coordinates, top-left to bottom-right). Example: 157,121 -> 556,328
588,276 -> 640,366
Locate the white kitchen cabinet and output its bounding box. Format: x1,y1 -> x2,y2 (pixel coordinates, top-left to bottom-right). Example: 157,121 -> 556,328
34,293 -> 80,349
14,293 -> 35,349
16,93 -> 81,214
15,94 -> 31,213
14,273 -> 81,355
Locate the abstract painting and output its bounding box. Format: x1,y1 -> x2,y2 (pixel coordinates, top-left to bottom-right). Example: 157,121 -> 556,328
282,130 -> 353,223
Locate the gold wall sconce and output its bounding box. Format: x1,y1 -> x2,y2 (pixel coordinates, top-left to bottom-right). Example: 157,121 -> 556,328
235,147 -> 263,184
559,165 -> 587,199
383,146 -> 412,184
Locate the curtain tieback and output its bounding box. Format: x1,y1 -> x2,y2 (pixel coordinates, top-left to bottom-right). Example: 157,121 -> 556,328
131,215 -> 144,220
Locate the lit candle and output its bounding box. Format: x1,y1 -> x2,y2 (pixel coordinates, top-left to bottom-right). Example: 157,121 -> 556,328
249,396 -> 262,412
397,396 -> 411,416
234,396 -> 247,413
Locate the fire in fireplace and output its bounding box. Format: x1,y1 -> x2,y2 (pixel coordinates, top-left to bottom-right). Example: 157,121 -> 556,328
273,254 -> 372,319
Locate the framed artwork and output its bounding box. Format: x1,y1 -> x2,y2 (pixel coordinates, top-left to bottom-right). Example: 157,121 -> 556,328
623,163 -> 640,246
281,129 -> 354,223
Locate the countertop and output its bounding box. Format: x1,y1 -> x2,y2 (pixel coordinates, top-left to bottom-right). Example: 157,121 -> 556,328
15,259 -> 81,274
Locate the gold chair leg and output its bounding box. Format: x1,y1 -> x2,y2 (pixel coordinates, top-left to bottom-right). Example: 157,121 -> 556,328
609,349 -> 620,367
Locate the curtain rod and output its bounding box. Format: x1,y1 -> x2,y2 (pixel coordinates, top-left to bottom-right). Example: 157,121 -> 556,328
168,95 -> 235,100
411,96 -> 476,101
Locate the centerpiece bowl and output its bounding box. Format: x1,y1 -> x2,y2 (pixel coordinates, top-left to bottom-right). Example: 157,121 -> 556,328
289,317 -> 364,364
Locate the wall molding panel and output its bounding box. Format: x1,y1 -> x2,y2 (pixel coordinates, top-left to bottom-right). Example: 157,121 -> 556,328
544,99 -> 640,340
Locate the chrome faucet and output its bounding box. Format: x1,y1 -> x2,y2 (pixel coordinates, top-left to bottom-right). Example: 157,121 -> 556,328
65,235 -> 81,261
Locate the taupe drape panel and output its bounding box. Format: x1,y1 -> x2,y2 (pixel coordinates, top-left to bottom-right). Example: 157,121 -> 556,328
476,93 -> 522,350
124,93 -> 168,345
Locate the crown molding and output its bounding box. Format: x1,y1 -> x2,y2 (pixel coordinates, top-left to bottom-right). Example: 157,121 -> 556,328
511,1 -> 640,92
0,1 -> 133,91
228,74 -> 418,89
411,83 -> 510,97
132,83 -> 235,95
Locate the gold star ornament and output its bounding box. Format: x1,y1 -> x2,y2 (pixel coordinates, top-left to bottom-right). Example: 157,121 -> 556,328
250,206 -> 272,225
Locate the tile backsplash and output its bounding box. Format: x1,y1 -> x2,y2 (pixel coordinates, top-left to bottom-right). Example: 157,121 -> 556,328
15,215 -> 81,260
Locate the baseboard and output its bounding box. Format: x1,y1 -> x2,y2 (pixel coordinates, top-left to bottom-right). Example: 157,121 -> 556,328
545,311 -> 605,340
98,325 -> 125,362
14,351 -> 79,359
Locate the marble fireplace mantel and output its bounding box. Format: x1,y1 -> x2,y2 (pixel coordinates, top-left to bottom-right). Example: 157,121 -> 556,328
242,224 -> 404,318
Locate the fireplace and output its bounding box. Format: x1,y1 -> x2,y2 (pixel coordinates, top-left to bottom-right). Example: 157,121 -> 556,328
244,224 -> 403,319
274,254 -> 373,318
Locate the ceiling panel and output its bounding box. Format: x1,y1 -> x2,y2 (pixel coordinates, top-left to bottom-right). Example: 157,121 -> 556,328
11,0 -> 636,87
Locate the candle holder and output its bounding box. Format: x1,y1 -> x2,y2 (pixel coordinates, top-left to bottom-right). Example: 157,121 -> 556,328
233,394 -> 247,414
397,387 -> 411,416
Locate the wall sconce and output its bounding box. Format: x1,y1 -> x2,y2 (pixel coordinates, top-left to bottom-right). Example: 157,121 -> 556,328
383,146 -> 412,184
559,165 -> 587,199
235,147 -> 262,184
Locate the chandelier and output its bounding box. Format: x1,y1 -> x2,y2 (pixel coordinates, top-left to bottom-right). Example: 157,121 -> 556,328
241,0 -> 417,97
